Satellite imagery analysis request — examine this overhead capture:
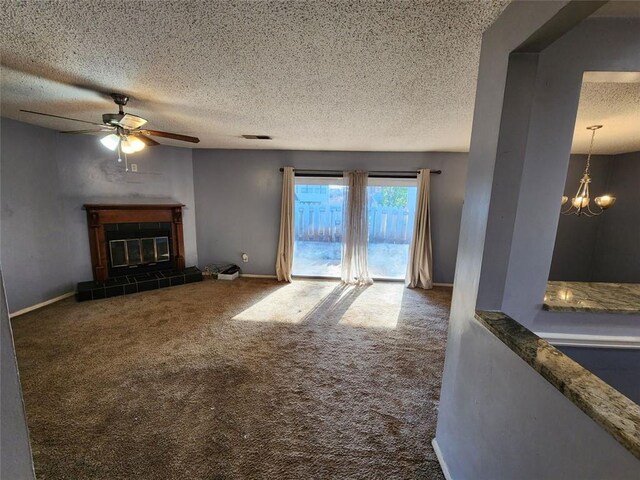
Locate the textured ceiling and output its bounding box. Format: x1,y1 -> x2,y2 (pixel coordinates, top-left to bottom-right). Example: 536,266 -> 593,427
0,1 -> 637,154
572,80 -> 640,155
573,1 -> 640,155
0,0 -> 509,151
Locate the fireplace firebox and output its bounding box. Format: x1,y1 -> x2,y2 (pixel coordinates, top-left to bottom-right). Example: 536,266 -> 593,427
105,222 -> 173,277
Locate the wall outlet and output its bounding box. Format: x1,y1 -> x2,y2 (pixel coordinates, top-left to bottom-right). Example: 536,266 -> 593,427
131,164 -> 138,172
241,253 -> 249,263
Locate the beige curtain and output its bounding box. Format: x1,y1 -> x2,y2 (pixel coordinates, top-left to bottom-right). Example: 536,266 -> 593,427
276,166 -> 294,282
406,169 -> 433,289
341,171 -> 373,285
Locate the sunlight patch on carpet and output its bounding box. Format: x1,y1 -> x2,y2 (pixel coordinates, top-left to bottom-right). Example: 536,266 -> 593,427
232,280 -> 403,328
232,281 -> 338,323
337,284 -> 403,329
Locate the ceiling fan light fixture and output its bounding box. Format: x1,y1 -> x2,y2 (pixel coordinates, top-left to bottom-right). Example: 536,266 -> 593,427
120,137 -> 134,154
100,133 -> 120,151
129,136 -> 146,152
120,136 -> 145,154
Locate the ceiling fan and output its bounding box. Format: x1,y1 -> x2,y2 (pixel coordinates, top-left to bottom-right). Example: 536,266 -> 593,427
21,93 -> 199,166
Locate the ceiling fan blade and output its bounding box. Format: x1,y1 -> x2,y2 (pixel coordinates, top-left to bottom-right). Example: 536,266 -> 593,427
141,129 -> 200,143
131,133 -> 160,146
119,113 -> 147,130
60,128 -> 114,134
20,109 -> 105,126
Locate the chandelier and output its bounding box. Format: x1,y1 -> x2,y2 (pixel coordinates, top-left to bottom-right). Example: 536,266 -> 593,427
561,125 -> 616,217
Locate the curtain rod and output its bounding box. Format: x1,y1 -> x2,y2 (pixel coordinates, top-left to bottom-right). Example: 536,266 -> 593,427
279,168 -> 441,178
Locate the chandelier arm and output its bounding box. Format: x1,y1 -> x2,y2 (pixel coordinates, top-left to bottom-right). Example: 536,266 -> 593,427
560,204 -> 603,217
578,207 -> 593,217
586,204 -> 603,216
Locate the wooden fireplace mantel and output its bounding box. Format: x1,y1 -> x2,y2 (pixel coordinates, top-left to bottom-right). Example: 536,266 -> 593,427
84,204 -> 186,284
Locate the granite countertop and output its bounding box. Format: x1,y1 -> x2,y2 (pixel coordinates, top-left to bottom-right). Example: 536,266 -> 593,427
475,310 -> 640,461
544,281 -> 640,314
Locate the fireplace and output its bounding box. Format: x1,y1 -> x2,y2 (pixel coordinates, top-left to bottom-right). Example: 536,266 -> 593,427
84,204 -> 186,283
76,204 -> 202,301
105,222 -> 173,277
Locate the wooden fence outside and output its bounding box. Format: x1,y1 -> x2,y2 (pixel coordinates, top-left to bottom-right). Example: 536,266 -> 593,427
295,205 -> 415,244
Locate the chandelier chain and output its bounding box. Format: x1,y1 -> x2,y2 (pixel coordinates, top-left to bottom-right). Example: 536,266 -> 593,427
584,127 -> 597,175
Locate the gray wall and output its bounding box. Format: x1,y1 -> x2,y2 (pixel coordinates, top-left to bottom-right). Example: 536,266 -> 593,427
0,268 -> 35,479
559,346 -> 640,405
192,149 -> 467,283
1,117 -> 198,312
549,152 -> 639,282
592,151 -> 640,283
1,119 -> 68,313
436,4 -> 640,479
1,115 -> 467,311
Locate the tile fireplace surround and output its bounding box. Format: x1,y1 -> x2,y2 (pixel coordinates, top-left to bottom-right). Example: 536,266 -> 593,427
76,204 -> 201,301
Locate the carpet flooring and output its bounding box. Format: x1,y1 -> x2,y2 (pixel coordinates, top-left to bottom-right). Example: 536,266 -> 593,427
12,278 -> 451,479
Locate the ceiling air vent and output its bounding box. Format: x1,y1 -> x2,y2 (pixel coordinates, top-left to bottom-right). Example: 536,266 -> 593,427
242,134 -> 272,140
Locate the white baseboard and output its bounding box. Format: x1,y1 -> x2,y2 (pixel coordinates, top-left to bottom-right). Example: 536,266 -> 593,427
540,332 -> 640,349
240,273 -> 278,279
9,292 -> 75,318
432,438 -> 453,480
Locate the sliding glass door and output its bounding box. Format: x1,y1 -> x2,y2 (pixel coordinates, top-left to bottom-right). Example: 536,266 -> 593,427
292,176 -> 417,279
292,177 -> 346,277
367,178 -> 417,279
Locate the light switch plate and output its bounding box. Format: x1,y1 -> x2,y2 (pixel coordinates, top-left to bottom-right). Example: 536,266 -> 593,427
131,164 -> 138,172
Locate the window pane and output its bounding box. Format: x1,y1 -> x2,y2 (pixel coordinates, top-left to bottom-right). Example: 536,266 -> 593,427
156,237 -> 170,262
126,239 -> 142,265
292,179 -> 346,277
109,240 -> 128,267
367,183 -> 417,279
141,238 -> 156,263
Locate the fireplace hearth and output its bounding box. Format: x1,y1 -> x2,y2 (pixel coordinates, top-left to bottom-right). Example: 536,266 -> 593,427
77,266 -> 203,301
76,204 -> 202,301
